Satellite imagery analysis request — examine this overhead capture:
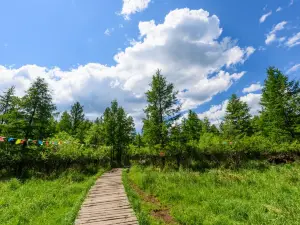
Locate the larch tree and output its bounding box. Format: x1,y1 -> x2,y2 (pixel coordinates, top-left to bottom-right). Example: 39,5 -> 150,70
182,110 -> 202,142
22,77 -> 56,139
103,100 -> 135,165
260,67 -> 300,141
70,101 -> 85,135
143,69 -> 180,148
223,94 -> 252,138
57,111 -> 72,134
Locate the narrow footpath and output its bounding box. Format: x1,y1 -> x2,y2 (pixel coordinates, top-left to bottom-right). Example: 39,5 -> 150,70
75,168 -> 138,225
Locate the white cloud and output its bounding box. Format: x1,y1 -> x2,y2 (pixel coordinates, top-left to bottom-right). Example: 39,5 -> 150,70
285,32 -> 300,47
121,0 -> 151,20
198,93 -> 261,125
242,82 -> 263,93
259,11 -> 272,23
286,64 -> 300,74
0,8 -> 254,130
104,28 -> 114,36
265,21 -> 287,45
289,0 -> 294,6
240,93 -> 262,115
198,100 -> 228,125
276,7 -> 282,12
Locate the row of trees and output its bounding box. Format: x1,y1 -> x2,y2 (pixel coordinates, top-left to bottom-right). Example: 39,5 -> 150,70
137,67 -> 300,156
0,78 -> 135,165
1,66 -> 299,167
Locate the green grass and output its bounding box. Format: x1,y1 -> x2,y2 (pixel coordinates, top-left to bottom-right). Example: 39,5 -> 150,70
127,162 -> 300,225
0,168 -> 105,225
123,169 -> 163,225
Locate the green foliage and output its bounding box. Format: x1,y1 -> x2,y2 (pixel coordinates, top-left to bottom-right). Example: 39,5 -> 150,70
182,110 -> 202,142
57,111 -> 72,134
223,94 -> 252,138
22,77 -> 57,139
0,169 -> 105,225
128,164 -> 300,225
70,102 -> 85,135
103,100 -> 135,164
143,69 -> 180,147
260,67 -> 300,141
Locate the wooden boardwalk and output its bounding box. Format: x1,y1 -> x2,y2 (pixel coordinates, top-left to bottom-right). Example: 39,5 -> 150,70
75,169 -> 138,225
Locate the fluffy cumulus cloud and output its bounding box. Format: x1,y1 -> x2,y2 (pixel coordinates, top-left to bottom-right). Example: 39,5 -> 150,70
0,8 -> 254,130
198,93 -> 262,125
286,64 -> 300,74
259,11 -> 272,23
265,21 -> 287,45
242,82 -> 263,93
121,0 -> 151,20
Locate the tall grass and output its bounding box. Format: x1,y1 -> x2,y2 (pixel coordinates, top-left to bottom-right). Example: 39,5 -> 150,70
128,163 -> 300,225
0,168 -> 105,225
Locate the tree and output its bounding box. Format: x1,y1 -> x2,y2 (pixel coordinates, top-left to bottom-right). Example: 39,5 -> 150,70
143,70 -> 180,148
202,117 -> 211,134
85,118 -> 105,147
103,100 -> 135,165
223,94 -> 252,138
22,77 -> 56,139
0,86 -> 23,136
260,67 -> 300,141
182,110 -> 202,142
70,102 -> 85,135
57,111 -> 72,134
0,86 -> 16,125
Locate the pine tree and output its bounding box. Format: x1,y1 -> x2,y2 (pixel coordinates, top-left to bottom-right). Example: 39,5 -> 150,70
57,111 -> 72,134
223,94 -> 251,138
22,77 -> 56,139
70,102 -> 85,135
143,70 -> 180,148
260,67 -> 300,141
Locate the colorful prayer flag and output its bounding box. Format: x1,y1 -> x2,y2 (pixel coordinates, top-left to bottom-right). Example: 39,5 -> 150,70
0,137 -> 5,142
15,139 -> 22,145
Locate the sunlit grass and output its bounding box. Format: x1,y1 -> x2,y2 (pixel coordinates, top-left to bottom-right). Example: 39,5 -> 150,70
0,169 -> 105,225
128,162 -> 300,225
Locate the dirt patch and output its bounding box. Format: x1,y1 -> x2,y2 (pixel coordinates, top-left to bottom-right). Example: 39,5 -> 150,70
151,209 -> 176,224
129,179 -> 177,224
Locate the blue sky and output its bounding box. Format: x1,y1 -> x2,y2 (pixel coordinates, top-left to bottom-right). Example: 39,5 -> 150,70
0,0 -> 300,129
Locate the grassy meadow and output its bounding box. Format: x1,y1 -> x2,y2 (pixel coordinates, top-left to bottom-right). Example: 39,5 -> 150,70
0,169 -> 104,225
125,163 -> 300,225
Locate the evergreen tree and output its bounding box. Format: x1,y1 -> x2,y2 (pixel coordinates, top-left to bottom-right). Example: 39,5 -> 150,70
182,110 -> 202,142
143,70 -> 180,148
22,77 -> 56,139
223,94 -> 252,138
70,102 -> 85,135
260,67 -> 300,141
57,111 -> 72,134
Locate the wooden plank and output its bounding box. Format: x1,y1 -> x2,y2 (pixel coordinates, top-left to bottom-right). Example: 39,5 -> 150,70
75,169 -> 138,225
